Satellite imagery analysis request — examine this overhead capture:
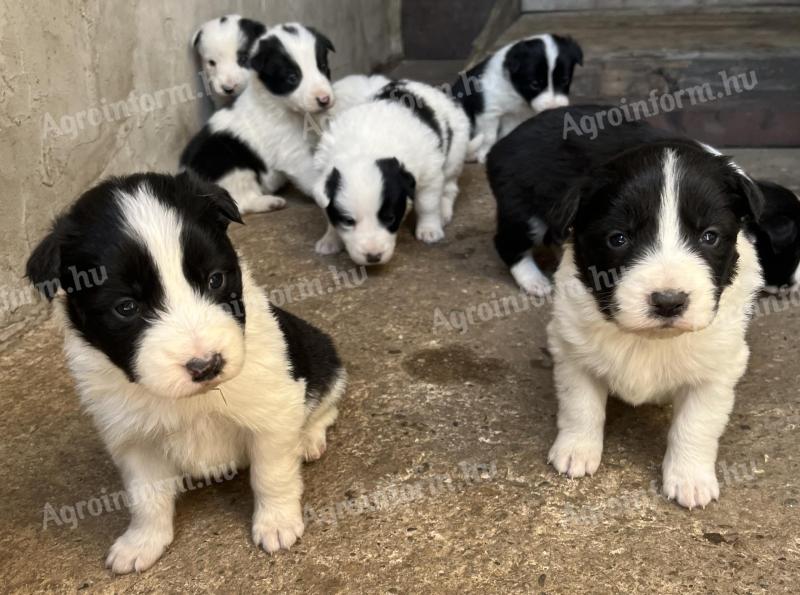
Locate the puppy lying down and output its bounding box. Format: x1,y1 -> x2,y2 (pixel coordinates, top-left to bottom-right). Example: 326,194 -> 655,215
26,172 -> 345,573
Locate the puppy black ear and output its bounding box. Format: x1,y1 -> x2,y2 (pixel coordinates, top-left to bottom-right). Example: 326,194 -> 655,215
376,158 -> 416,202
721,159 -> 764,223
548,183 -> 583,244
209,186 -> 243,227
307,26 -> 335,53
239,18 -> 266,48
759,215 -> 797,253
559,35 -> 583,66
191,28 -> 202,50
248,38 -> 272,73
26,218 -> 69,301
179,171 -> 243,228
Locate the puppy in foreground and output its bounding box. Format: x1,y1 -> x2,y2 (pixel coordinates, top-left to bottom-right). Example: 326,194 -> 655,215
546,142 -> 764,509
313,79 -> 471,265
26,173 -> 345,573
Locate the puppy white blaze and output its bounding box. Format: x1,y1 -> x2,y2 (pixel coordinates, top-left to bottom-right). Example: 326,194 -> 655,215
614,150 -> 718,332
531,34 -> 569,113
117,186 -> 245,398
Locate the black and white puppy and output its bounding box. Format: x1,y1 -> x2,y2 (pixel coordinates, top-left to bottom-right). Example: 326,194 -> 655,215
313,79 -> 471,265
451,33 -> 583,162
181,23 -> 336,214
546,142 -> 764,509
191,14 -> 266,107
488,105 -> 798,295
26,172 -> 345,573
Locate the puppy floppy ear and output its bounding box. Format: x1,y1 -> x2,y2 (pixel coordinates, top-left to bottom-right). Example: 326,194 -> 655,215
376,157 -> 416,200
191,27 -> 203,50
248,38 -> 273,74
547,183 -> 583,244
26,217 -> 71,301
720,158 -> 765,223
556,35 -> 583,66
307,26 -> 335,53
315,167 -> 341,209
179,171 -> 243,228
759,215 -> 797,253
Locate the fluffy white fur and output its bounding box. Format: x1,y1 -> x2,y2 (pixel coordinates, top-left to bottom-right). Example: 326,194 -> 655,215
330,74 -> 391,116
198,24 -> 334,214
58,190 -> 344,574
192,14 -> 254,107
547,154 -> 763,510
313,82 -> 470,264
473,34 -> 569,163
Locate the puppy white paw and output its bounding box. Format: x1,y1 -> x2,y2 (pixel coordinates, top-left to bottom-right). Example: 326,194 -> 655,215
252,506 -> 304,553
548,432 -> 603,478
662,461 -> 720,509
105,526 -> 172,574
302,428 -> 328,462
520,275 -> 553,297
416,224 -> 445,244
248,195 -> 286,213
315,236 -> 343,255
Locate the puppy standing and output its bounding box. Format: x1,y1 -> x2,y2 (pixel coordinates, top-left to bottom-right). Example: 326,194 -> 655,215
181,23 -> 336,214
545,143 -> 764,508
451,33 -> 583,162
313,79 -> 471,265
26,173 -> 345,573
191,14 -> 266,106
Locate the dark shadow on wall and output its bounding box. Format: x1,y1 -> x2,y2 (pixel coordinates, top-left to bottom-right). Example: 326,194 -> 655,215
402,0 -> 496,60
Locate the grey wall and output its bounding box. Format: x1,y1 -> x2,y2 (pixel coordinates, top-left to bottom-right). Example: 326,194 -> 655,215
0,0 -> 401,348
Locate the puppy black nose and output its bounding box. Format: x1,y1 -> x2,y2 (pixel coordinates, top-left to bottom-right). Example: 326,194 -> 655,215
222,85 -> 236,95
186,353 -> 225,382
365,252 -> 383,264
650,291 -> 689,318
316,95 -> 331,107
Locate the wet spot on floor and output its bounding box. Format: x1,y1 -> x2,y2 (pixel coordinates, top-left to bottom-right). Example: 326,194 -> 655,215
401,345 -> 507,384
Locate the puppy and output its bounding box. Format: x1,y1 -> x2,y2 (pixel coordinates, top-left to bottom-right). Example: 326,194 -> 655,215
488,105 -> 799,295
191,14 -> 266,107
313,79 -> 471,265
181,23 -> 336,215
26,172 -> 346,573
451,33 -> 583,162
330,73 -> 391,116
546,141 -> 764,509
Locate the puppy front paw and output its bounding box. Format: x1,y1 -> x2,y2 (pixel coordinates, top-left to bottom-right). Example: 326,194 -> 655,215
302,428 -> 328,462
252,505 -> 304,553
106,526 -> 173,574
416,223 -> 445,244
662,460 -> 720,509
315,235 -> 343,255
247,195 -> 286,213
548,432 -> 603,478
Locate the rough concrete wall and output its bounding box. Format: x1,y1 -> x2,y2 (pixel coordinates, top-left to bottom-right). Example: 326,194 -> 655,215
0,0 -> 402,348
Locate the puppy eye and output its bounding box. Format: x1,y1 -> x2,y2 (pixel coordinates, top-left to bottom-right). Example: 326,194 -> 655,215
208,271 -> 226,290
700,229 -> 720,246
114,299 -> 140,319
208,59 -> 217,67
287,73 -> 299,85
340,216 -> 356,228
607,232 -> 629,249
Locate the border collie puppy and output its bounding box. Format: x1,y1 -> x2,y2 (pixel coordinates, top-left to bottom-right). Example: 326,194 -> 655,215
547,142 -> 764,509
26,172 -> 346,573
451,34 -> 583,162
191,14 -> 266,107
181,23 -> 336,215
488,105 -> 797,295
313,79 -> 471,265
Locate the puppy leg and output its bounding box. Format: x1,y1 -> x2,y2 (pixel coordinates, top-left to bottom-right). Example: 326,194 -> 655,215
415,174 -> 447,244
218,169 -> 285,214
662,382 -> 736,509
315,223 -> 344,255
474,114 -> 500,164
260,169 -> 287,194
302,373 -> 346,462
440,179 -> 459,225
105,447 -> 178,574
548,357 -> 608,478
250,433 -> 304,553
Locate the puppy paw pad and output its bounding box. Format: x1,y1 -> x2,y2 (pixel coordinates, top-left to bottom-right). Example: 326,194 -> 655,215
548,434 -> 603,478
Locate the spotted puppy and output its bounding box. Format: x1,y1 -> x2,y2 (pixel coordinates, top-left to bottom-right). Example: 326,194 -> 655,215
546,142 -> 763,509
191,14 -> 266,107
452,33 -> 583,162
313,79 -> 471,265
181,23 -> 336,214
26,172 -> 345,573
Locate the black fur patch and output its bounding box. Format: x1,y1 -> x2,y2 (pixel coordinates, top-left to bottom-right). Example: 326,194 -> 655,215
180,125 -> 269,184
504,38 -> 549,103
376,158 -> 415,233
375,81 -> 443,147
307,26 -> 335,79
750,180 -> 800,287
451,57 -> 488,129
271,305 -> 342,403
323,168 -> 351,227
25,173 -> 244,382
282,24 -> 299,35
551,35 -> 583,96
237,18 -> 266,66
250,36 -> 302,95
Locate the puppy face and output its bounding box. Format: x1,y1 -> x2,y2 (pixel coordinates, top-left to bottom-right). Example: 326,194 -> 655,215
554,143 -> 763,333
504,34 -> 582,113
26,173 -> 247,399
250,24 -> 335,113
316,158 -> 415,265
192,15 -> 265,98
751,180 -> 800,290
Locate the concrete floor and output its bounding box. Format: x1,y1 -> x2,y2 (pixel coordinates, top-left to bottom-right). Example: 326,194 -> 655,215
1,150 -> 799,593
